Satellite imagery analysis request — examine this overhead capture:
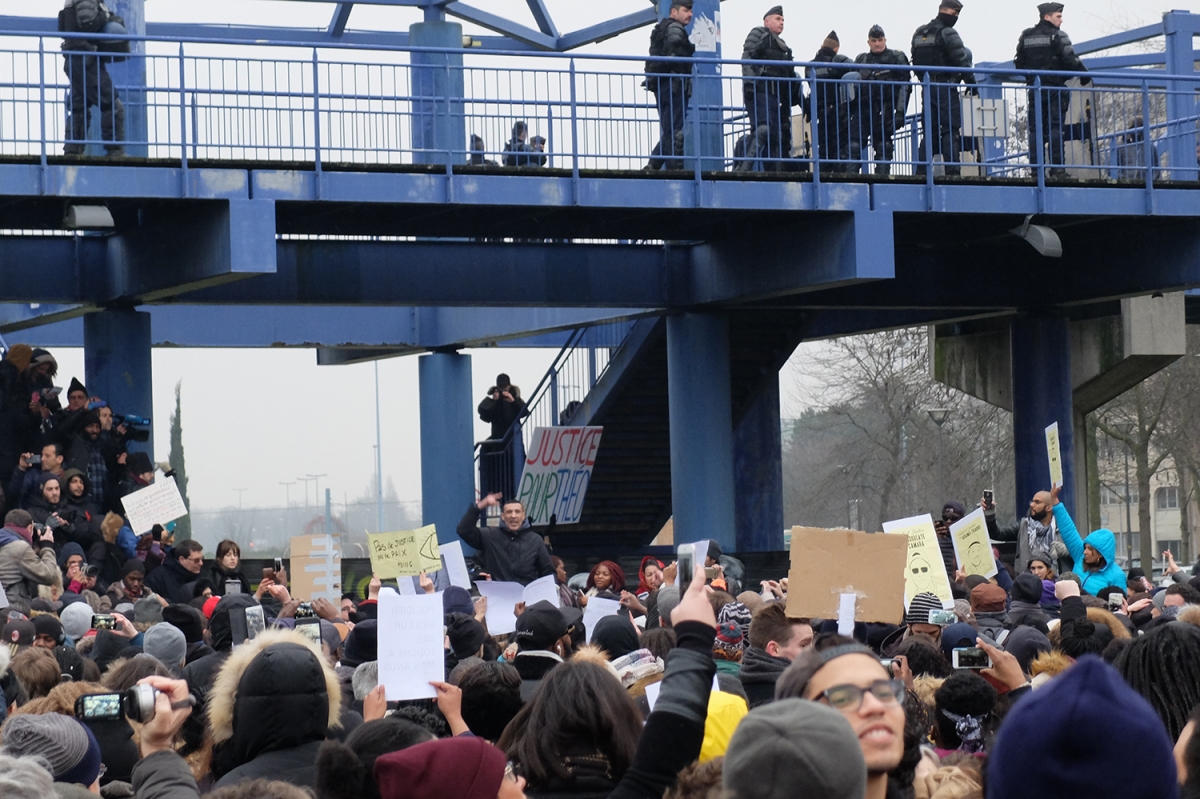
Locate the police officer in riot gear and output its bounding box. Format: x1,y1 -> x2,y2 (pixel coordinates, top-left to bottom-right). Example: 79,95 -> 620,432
855,25 -> 912,176
644,0 -> 696,171
911,0 -> 974,176
742,6 -> 800,172
58,0 -> 130,157
807,32 -> 861,173
1015,2 -> 1088,178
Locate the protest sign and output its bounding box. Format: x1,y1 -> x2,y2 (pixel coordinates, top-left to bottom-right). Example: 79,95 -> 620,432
582,596 -> 622,642
883,515 -> 955,610
121,476 -> 188,535
377,589 -> 443,701
438,541 -> 472,590
475,577 -> 561,635
367,525 -> 441,579
517,426 -> 604,525
1046,422 -> 1064,489
950,508 -> 998,578
289,534 -> 342,603
786,527 -> 907,624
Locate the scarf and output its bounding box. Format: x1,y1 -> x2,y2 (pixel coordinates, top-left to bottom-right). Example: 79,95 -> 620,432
1026,517 -> 1054,554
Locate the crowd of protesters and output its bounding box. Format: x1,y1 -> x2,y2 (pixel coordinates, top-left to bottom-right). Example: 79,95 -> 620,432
0,416 -> 1198,799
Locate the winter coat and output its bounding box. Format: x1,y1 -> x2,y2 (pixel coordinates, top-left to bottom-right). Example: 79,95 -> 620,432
985,511 -> 1065,574
1006,600 -> 1051,630
0,525 -> 59,614
1053,504 -> 1127,596
208,628 -> 343,789
145,555 -> 199,605
204,563 -> 251,597
130,750 -> 201,799
456,504 -> 554,586
478,392 -> 526,439
738,646 -> 790,708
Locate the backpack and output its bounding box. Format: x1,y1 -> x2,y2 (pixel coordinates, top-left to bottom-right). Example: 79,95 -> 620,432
644,19 -> 674,75
911,22 -> 946,68
72,0 -> 109,34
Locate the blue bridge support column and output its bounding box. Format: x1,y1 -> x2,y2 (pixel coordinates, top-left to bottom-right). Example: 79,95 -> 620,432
83,309 -> 153,455
667,313 -> 736,555
409,20 -> 466,166
1010,314 -> 1075,522
419,352 -> 476,549
675,0 -> 724,170
734,378 -> 785,553
107,0 -> 147,157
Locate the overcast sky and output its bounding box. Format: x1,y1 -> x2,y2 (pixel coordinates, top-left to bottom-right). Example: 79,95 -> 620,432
13,0 -> 1194,512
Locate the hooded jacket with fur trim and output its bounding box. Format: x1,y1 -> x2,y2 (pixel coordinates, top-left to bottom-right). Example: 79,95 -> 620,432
207,628 -> 342,789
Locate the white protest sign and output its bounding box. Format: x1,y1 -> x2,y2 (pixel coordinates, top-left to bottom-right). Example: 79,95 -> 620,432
377,589 -> 443,701
883,514 -> 955,611
120,475 -> 188,535
517,426 -> 604,525
522,575 -> 561,608
439,541 -> 472,590
1046,422 -> 1064,489
475,581 -> 526,635
583,596 -> 622,642
950,508 -> 999,578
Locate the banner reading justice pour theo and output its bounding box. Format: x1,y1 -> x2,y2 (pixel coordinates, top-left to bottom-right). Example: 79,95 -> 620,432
517,426 -> 604,525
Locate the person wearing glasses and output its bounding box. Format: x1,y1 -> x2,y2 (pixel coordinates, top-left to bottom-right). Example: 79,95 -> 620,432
145,538 -> 204,604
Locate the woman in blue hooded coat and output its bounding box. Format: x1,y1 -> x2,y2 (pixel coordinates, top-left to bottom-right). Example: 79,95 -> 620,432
1050,485 -> 1126,596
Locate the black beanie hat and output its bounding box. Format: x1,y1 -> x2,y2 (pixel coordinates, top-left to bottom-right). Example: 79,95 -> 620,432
33,613 -> 65,646
446,613 -> 488,660
1012,573 -> 1044,604
343,619 -> 379,667
126,451 -> 153,475
163,605 -> 205,644
68,377 -> 86,396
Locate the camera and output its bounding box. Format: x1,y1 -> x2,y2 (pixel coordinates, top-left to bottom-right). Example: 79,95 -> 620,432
112,412 -> 151,443
26,454 -> 41,467
1108,593 -> 1124,611
928,609 -> 957,626
952,647 -> 992,670
74,685 -> 195,724
84,563 -> 100,579
295,602 -> 315,619
92,614 -> 118,630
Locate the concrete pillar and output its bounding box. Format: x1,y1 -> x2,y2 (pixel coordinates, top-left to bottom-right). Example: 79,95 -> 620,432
419,352 -> 475,548
106,0 -> 147,157
734,379 -> 784,552
667,313 -> 736,554
1010,315 -> 1075,521
409,21 -> 466,166
84,309 -> 153,454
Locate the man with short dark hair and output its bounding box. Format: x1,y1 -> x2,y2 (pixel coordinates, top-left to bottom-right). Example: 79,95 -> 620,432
742,6 -> 799,172
1015,2 -> 1087,178
644,0 -> 695,171
0,509 -> 59,614
910,0 -> 974,176
456,493 -> 554,586
739,603 -> 814,707
855,25 -> 911,175
8,442 -> 65,510
808,31 -> 862,173
146,539 -> 204,604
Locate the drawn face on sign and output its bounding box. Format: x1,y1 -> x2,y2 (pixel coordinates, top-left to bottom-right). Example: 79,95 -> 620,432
967,541 -> 986,571
909,555 -> 933,593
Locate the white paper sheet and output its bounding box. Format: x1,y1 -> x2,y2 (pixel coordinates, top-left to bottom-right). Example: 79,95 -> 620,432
645,680 -> 661,712
439,541 -> 472,589
475,580 -> 526,635
837,592 -> 857,637
582,596 -> 622,642
376,589 -> 443,701
120,475 -> 188,535
522,574 -> 561,608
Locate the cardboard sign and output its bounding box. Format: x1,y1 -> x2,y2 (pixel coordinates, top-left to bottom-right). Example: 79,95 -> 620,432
883,514 -> 954,610
950,508 -> 999,578
786,527 -> 907,624
517,426 -> 603,525
367,525 -> 441,579
377,589 -> 443,701
1046,422 -> 1064,489
120,475 -> 188,535
289,534 -> 342,603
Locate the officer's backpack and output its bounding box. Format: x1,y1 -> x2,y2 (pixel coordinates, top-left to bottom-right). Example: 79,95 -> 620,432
71,0 -> 109,34
911,23 -> 946,67
645,19 -> 674,75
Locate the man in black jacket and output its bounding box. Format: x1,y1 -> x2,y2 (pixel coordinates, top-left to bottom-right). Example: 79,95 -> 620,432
457,493 -> 553,585
644,0 -> 695,171
146,539 -> 203,604
808,32 -> 861,173
742,6 -> 799,172
911,0 -> 974,176
739,603 -> 813,707
58,0 -> 129,156
1015,2 -> 1088,177
855,25 -> 912,175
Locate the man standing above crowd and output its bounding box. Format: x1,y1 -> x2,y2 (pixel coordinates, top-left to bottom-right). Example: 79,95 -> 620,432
911,0 -> 974,176
8,442 -> 65,510
644,0 -> 695,171
984,489 -> 1067,573
1015,2 -> 1088,178
457,493 -> 553,586
855,25 -> 911,176
742,6 -> 798,172
808,32 -> 861,172
146,539 -> 205,604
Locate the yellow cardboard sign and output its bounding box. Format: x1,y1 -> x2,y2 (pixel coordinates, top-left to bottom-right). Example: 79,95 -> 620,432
1046,422 -> 1063,489
367,525 -> 441,579
949,508 -> 999,578
882,514 -> 954,610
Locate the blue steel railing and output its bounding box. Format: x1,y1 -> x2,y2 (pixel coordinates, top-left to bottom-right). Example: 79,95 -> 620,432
1,29 -> 1199,184
472,320 -> 633,511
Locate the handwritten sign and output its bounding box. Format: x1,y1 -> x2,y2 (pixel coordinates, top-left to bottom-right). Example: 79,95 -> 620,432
377,589 -> 443,701
950,508 -> 998,578
367,525 -> 441,579
517,426 -> 604,525
883,514 -> 954,610
1046,422 -> 1063,489
120,475 -> 188,535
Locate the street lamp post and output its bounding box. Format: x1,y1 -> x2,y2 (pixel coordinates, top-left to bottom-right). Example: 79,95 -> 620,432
927,409 -> 951,507
308,474 -> 327,508
279,481 -> 295,507
233,488 -> 247,509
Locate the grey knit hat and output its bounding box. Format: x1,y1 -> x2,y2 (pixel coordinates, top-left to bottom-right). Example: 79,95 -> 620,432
0,714 -> 102,787
143,622 -> 187,669
657,586 -> 682,625
723,698 -> 866,799
135,597 -> 164,625
61,601 -> 94,642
